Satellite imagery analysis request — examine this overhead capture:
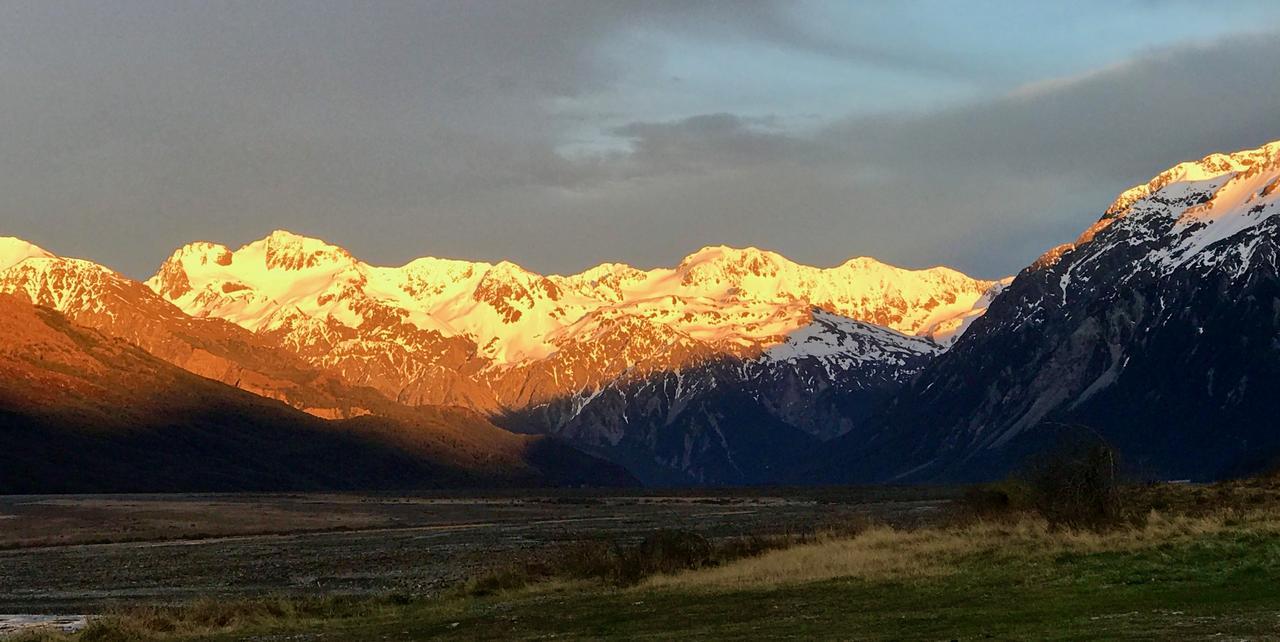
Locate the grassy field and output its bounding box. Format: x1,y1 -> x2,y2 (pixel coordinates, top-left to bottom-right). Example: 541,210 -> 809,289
0,490 -> 946,614
14,479 -> 1280,641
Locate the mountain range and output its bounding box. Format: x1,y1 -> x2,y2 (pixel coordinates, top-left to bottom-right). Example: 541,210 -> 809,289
3,230 -> 995,486
4,138 -> 1279,489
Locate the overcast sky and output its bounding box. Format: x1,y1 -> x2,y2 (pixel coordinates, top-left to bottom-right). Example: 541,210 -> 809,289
3,1 -> 1280,279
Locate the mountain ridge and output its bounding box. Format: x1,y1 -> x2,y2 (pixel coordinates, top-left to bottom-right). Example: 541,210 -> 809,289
0,293 -> 635,492
141,233 -> 996,418
815,137 -> 1280,484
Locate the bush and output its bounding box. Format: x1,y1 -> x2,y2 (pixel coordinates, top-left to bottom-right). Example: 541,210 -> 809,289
1024,431 -> 1122,530
621,530 -> 713,583
468,528 -> 771,593
951,479 -> 1036,523
555,529 -> 714,587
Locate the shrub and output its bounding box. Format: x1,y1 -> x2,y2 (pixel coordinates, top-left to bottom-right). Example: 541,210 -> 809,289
619,530 -> 713,584
466,567 -> 543,596
557,539 -> 620,581
1023,430 -> 1122,530
467,528 -> 756,593
951,479 -> 1036,523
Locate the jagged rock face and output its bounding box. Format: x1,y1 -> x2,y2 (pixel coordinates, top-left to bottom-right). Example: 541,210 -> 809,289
748,311 -> 942,440
502,311 -> 941,484
823,140 -> 1280,483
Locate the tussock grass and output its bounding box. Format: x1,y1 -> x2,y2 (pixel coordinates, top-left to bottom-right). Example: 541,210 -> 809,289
6,630 -> 73,642
648,509 -> 1279,590
12,595 -> 412,642
465,524 -> 872,595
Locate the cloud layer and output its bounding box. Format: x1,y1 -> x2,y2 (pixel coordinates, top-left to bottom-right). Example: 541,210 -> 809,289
1,2 -> 1278,279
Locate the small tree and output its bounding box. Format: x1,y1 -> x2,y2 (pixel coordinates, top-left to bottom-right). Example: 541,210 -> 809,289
1023,427 -> 1122,529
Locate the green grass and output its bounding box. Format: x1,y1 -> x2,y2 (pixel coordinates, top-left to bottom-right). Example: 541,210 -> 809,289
65,521 -> 1266,640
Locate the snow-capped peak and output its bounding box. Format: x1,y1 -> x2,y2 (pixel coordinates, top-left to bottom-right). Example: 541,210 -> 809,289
1106,141 -> 1280,218
0,239 -> 178,324
0,237 -> 55,271
1078,139 -> 1280,274
678,245 -> 789,270
248,230 -> 356,272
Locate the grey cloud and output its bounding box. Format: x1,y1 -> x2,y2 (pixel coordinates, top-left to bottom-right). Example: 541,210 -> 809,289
599,32 -> 1280,186
827,33 -> 1280,185
604,113 -> 822,175
707,4 -> 992,80
563,32 -> 1280,276
1,2 -> 1278,284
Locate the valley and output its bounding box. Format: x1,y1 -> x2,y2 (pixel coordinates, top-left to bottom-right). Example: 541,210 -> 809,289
0,488 -> 949,614
7,480 -> 1280,640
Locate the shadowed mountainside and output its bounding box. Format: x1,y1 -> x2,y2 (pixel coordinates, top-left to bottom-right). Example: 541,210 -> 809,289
0,295 -> 634,492
814,140 -> 1280,484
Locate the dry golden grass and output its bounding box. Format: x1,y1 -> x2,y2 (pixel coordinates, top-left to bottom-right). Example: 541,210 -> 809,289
648,509 -> 1280,591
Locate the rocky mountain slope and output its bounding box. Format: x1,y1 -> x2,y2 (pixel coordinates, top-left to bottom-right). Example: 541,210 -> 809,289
510,310 -> 942,484
0,237 -> 391,418
0,294 -> 633,492
821,139 -> 1280,483
489,309 -> 942,484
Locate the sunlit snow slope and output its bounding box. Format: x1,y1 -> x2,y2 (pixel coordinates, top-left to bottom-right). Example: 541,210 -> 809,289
148,233 -> 994,397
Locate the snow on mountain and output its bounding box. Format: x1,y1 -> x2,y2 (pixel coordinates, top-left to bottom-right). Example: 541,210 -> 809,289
765,308 -> 940,372
921,278 -> 1013,346
516,305 -> 945,484
0,237 -> 54,271
0,239 -> 403,418
149,233 -> 996,371
820,138 -> 1280,484
0,251 -> 176,323
552,246 -> 993,344
1118,142 -> 1280,274
139,231 -> 1002,437
0,239 -> 144,326
1044,140 -> 1280,302
150,231 -> 449,335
